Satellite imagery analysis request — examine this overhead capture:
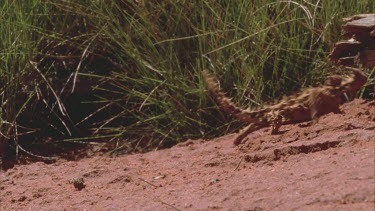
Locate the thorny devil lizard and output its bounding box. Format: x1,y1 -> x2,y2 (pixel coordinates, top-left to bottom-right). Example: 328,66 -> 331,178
203,68 -> 367,146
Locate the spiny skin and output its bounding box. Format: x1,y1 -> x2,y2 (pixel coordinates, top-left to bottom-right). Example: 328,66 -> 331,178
203,69 -> 367,145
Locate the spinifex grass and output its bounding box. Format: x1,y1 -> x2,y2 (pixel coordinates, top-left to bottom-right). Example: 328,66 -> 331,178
0,1 -> 48,160
0,1 -> 373,161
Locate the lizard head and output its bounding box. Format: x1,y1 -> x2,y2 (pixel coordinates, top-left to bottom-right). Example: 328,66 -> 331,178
344,68 -> 367,92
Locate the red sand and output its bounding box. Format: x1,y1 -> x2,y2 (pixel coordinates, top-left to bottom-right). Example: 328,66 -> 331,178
1,99 -> 374,210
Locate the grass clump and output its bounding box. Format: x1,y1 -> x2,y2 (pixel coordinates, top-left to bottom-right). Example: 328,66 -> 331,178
0,1 -> 373,162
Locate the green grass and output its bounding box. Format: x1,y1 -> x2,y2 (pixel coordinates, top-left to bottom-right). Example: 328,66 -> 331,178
0,0 -> 374,160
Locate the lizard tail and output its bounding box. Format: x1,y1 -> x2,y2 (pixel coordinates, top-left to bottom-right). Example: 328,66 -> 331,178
202,70 -> 267,122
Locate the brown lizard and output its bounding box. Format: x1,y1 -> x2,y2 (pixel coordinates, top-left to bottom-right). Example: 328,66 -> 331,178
203,68 -> 367,145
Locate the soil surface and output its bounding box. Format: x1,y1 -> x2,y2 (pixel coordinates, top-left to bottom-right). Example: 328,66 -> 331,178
1,99 -> 375,210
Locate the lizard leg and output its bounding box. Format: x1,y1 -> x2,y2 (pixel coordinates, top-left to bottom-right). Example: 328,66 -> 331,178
233,123 -> 264,146
270,122 -> 280,134
270,114 -> 282,134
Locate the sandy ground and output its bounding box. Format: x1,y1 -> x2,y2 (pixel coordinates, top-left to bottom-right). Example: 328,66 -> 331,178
1,99 -> 375,211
